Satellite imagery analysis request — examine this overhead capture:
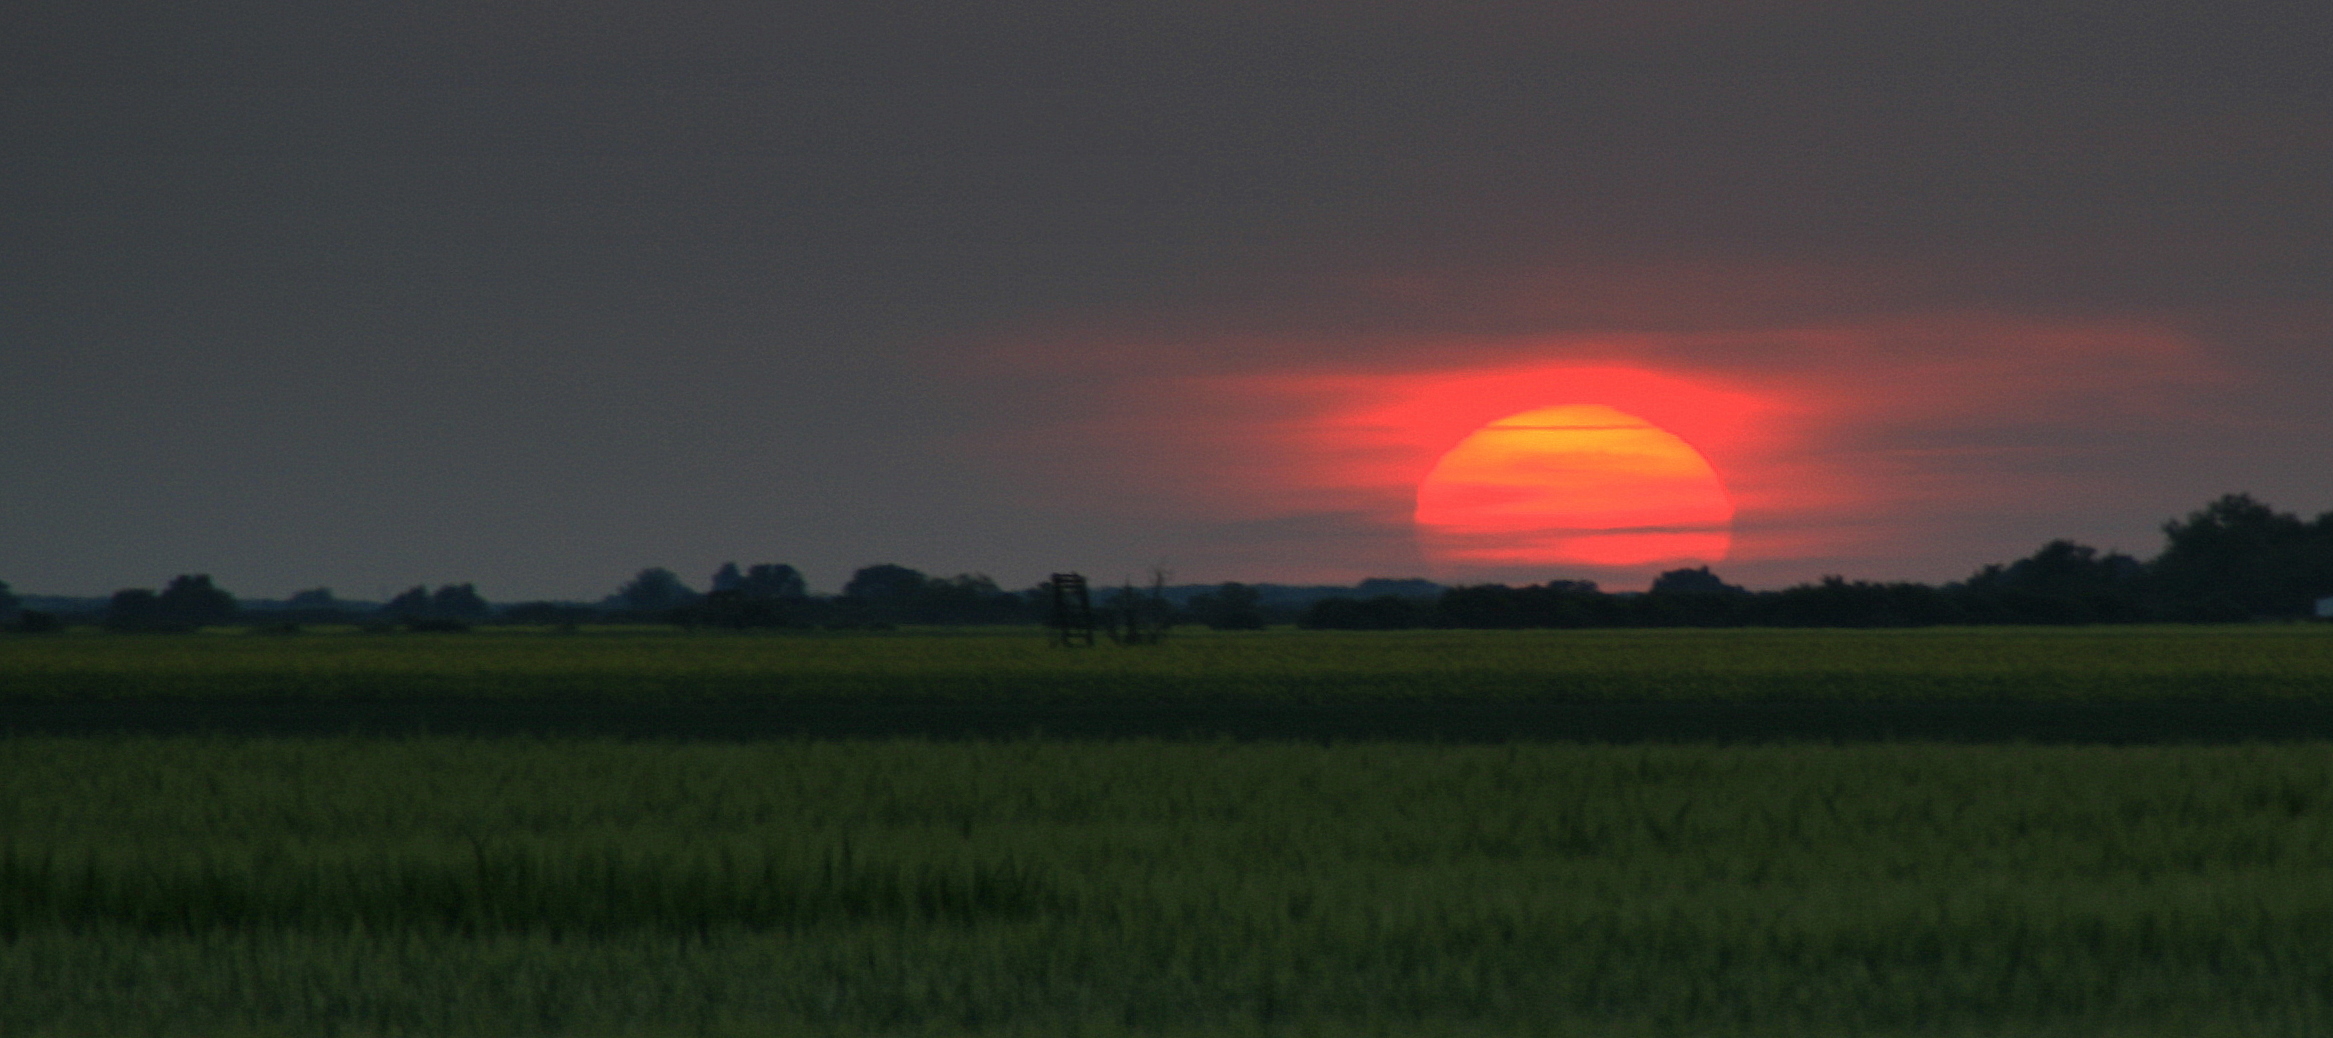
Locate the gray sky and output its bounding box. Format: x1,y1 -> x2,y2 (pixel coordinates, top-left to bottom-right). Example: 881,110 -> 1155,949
5,0 -> 2330,598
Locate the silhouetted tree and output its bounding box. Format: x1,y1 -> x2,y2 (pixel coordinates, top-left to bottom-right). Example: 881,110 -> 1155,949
614,568 -> 697,614
740,563 -> 808,599
1959,540 -> 2144,623
1636,568 -> 1754,627
430,583 -> 491,620
285,588 -> 340,611
684,562 -> 815,628
923,573 -> 1018,624
2147,494 -> 2333,619
1353,577 -> 1441,599
1769,576 -> 1961,627
833,566 -> 1026,625
105,588 -> 177,632
377,584 -> 482,629
0,579 -> 17,622
714,562 -> 808,599
844,564 -> 928,602
1104,571 -> 1174,644
382,586 -> 432,619
1436,581 -> 1606,628
1300,595 -> 1426,630
157,575 -> 237,627
1649,566 -> 1745,595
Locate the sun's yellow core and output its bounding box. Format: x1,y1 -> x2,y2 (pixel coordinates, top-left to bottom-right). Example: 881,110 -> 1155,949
1414,404 -> 1734,569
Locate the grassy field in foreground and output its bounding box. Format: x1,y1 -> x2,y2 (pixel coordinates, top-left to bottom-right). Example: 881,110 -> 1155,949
3,737 -> 2333,1036
4,625 -> 2333,701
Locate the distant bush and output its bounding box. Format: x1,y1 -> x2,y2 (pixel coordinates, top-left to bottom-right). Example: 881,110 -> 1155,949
104,589 -> 192,633
1182,583 -> 1266,630
5,610 -> 62,634
1300,595 -> 1427,630
101,575 -> 238,632
498,602 -> 600,626
674,589 -> 800,630
383,584 -> 493,624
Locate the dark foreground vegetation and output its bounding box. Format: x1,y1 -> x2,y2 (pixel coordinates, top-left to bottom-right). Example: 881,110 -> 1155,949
3,625 -> 2330,1035
6,626 -> 2333,743
6,626 -> 2333,703
6,493 -> 2333,633
5,737 -> 2331,1037
14,694 -> 2333,744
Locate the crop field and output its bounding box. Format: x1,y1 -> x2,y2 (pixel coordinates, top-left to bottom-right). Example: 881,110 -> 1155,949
5,625 -> 2333,703
4,628 -> 2333,1034
3,736 -> 2332,1037
9,626 -> 2333,742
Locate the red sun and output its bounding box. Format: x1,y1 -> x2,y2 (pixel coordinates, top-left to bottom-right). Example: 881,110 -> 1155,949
1414,404 -> 1734,569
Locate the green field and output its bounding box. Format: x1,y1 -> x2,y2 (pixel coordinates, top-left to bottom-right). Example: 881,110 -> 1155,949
6,625 -> 2333,701
5,628 -> 2333,1034
3,737 -> 2331,1036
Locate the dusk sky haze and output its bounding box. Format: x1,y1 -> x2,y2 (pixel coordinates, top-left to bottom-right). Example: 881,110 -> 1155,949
6,0 -> 2330,599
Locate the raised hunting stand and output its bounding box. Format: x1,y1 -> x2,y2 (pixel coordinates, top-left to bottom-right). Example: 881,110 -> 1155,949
1047,573 -> 1096,647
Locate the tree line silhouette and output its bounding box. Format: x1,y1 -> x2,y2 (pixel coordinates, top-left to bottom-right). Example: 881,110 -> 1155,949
3,493 -> 2330,633
1296,494 -> 2333,630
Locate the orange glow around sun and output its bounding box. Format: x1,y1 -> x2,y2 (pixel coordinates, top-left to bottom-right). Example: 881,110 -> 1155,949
1214,360 -> 1778,577
1414,404 -> 1734,568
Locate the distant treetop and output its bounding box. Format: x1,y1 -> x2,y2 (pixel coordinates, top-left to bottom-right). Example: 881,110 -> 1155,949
158,575 -> 237,626
1650,567 -> 1746,595
712,562 -> 807,599
613,568 -> 697,613
285,588 -> 340,610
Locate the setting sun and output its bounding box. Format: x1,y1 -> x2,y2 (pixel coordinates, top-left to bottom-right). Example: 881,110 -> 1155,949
1415,404 -> 1734,569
